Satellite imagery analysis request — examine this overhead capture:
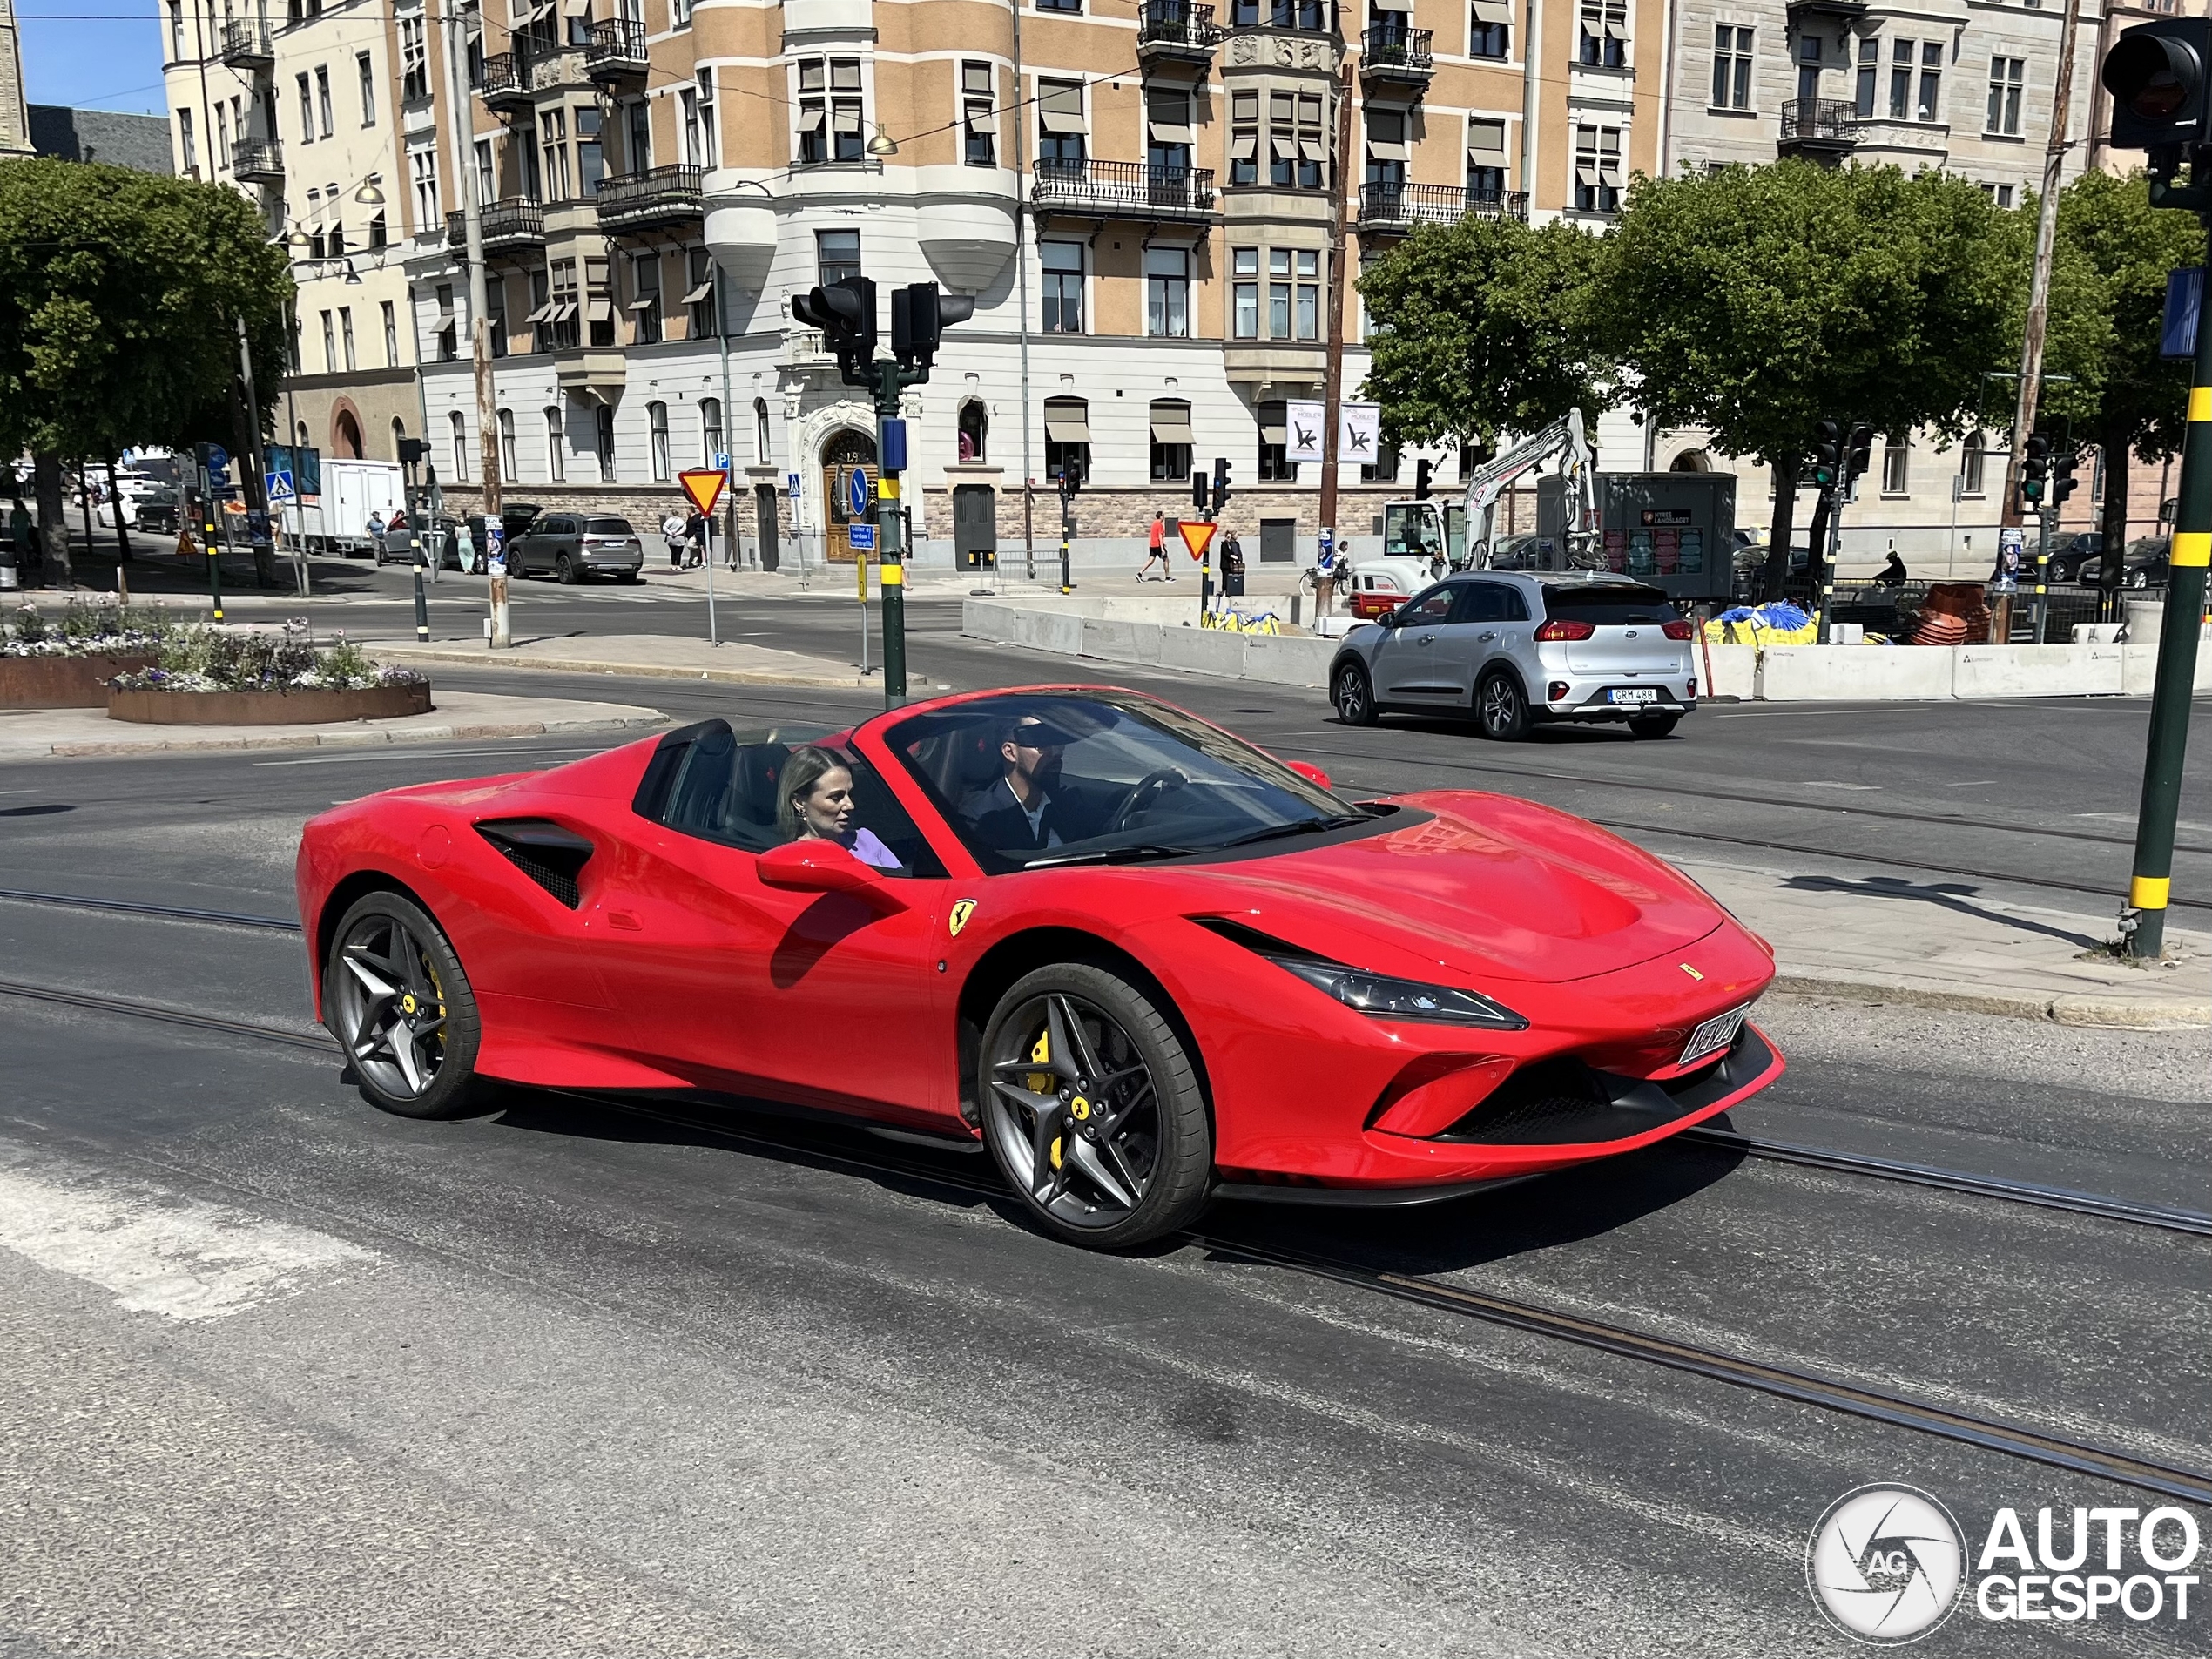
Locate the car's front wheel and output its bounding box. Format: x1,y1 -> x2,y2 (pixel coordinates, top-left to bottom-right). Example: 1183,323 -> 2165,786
978,963 -> 1213,1250
325,890 -> 488,1120
1476,671 -> 1532,741
1332,661 -> 1377,726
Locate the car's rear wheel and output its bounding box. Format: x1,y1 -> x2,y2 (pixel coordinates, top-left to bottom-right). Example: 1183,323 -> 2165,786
1476,670 -> 1531,741
325,890 -> 487,1120
1627,713 -> 1681,740
556,552 -> 580,585
979,963 -> 1212,1249
1332,661 -> 1377,726
617,570 -> 640,583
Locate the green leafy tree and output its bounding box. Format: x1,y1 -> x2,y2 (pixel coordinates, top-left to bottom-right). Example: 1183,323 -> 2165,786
0,158 -> 292,585
1597,159 -> 2023,597
1356,212 -> 1611,455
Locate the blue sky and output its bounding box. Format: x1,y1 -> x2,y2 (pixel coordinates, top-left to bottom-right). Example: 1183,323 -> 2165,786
22,10 -> 170,116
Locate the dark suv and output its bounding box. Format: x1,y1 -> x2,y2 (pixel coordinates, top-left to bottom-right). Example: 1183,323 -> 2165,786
511,512 -> 644,583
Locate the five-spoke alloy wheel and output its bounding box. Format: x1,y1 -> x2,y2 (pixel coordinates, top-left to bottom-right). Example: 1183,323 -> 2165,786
979,963 -> 1212,1248
1332,661 -> 1377,726
326,890 -> 487,1119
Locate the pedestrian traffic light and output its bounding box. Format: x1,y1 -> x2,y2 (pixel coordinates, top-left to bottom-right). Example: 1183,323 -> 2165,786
791,275 -> 877,382
2021,433 -> 2051,503
889,281 -> 974,373
1844,424 -> 1876,482
2102,18 -> 2212,152
1191,469 -> 1207,511
1413,459 -> 1433,500
1811,421 -> 1842,490
2051,448 -> 2079,504
1211,455 -> 1231,516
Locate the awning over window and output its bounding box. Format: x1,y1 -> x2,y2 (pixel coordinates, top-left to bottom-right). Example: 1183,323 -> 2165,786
1043,401 -> 1090,442
523,302 -> 553,324
1149,118 -> 1196,144
967,105 -> 999,134
1150,402 -> 1193,443
833,104 -> 862,133
1271,135 -> 1296,159
1261,416 -> 1287,444
1470,0 -> 1511,20
1603,18 -> 1627,37
796,107 -> 825,132
1040,109 -> 1085,133
587,297 -> 614,322
627,295 -> 657,311
1230,134 -> 1258,160
679,280 -> 714,304
1468,118 -> 1507,154
1366,138 -> 1409,161
1299,136 -> 1325,162
1039,82 -> 1086,132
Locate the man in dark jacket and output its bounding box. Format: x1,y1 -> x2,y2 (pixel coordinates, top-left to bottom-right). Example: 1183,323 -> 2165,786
955,714 -> 1104,854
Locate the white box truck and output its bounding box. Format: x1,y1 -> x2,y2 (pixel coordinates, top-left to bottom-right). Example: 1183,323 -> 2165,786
311,459 -> 406,556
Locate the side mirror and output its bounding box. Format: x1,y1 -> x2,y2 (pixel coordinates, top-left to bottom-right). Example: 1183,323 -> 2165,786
1285,760 -> 1332,790
757,839 -> 898,903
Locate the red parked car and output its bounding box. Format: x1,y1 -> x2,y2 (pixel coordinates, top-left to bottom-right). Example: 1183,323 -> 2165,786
296,687 -> 1782,1249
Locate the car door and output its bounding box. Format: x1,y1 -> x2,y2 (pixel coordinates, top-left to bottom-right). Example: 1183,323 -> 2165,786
1431,580 -> 1526,703
1367,583 -> 1462,705
587,727 -> 961,1130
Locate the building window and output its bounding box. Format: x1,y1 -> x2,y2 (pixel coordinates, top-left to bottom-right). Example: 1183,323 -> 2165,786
1232,246 -> 1258,338
339,307 -> 356,370
595,403 -> 617,482
685,248 -> 716,337
1881,435 -> 1909,495
700,397 -> 723,467
1467,118 -> 1508,198
368,209 -> 387,249
1268,250 -> 1291,337
409,145 -> 438,231
1469,0 -> 1509,58
449,410 -> 469,481
1574,125 -> 1622,214
630,252 -> 661,344
177,108 -> 195,173
1579,0 -> 1626,66
295,72 -> 313,143
1712,24 -> 1752,109
543,258 -> 578,351
1268,90 -> 1325,187
1149,400 -> 1193,483
435,284 -> 457,362
499,408 -> 516,480
400,15 -> 428,101
316,65 -> 334,138
1044,398 -> 1090,488
793,59 -> 860,163
487,277 -> 507,357
358,52 -> 375,125
626,98 -> 651,172
648,401 -> 671,481
962,62 -> 997,165
1366,108 -> 1407,186
1295,249 -> 1320,340
1987,57 -> 2023,135
381,300 -> 397,366
816,227 -> 861,287
1258,401 -> 1295,482
1038,80 -> 1087,169
1959,432 -> 1985,496
1041,240 -> 1083,334
959,400 -> 988,462
1145,245 -> 1190,337
1229,91 -> 1258,185
538,107 -> 571,202
576,106 -> 604,198
694,69 -> 718,167
1038,0 -> 1080,16
796,59 -> 826,163
1146,83 -> 1195,179
168,0 -> 184,61
1856,36 -> 1878,118
754,397 -> 772,462
1919,40 -> 1943,122
1361,438 -> 1402,484
545,408 -> 565,482
585,257 -> 613,347
320,309 -> 335,373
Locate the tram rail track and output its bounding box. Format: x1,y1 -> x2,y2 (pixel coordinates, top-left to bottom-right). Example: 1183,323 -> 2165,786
0,886 -> 302,933
4,974 -> 2207,1507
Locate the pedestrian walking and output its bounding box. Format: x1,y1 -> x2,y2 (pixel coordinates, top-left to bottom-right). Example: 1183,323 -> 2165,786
455,517 -> 476,575
1137,510 -> 1171,582
366,509 -> 385,558
662,509 -> 687,570
686,510 -> 709,570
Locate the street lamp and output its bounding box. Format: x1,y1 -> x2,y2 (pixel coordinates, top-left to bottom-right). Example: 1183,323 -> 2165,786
866,122 -> 899,158
354,177 -> 385,207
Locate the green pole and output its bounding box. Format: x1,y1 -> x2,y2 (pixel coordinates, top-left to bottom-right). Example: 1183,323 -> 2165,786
876,361 -> 907,706
2122,216 -> 2212,958
201,462 -> 223,624
2031,506 -> 2053,644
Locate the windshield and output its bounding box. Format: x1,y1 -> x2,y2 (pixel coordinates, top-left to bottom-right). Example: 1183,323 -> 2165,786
885,691 -> 1359,873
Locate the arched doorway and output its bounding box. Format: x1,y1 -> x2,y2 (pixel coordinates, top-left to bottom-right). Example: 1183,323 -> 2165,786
820,428 -> 876,564
1669,448 -> 1714,473
333,409 -> 363,459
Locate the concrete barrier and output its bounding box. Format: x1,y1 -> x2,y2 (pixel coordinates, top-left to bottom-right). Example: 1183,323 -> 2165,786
1759,645 -> 1956,701
1954,643 -> 2123,699
1701,644 -> 1757,700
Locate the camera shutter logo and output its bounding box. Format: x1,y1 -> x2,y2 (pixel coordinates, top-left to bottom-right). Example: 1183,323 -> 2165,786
1807,1485 -> 1966,1644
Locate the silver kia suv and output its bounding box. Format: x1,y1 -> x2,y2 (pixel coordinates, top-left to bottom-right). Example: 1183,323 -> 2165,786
1328,572 -> 1698,740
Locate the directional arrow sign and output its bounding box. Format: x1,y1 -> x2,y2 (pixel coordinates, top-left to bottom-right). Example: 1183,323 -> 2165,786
678,468 -> 728,517
1177,518 -> 1217,562
847,466 -> 872,520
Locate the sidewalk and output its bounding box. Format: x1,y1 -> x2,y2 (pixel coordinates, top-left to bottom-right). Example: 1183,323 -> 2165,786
361,632 -> 871,689
0,689 -> 666,760
1681,856 -> 2211,1028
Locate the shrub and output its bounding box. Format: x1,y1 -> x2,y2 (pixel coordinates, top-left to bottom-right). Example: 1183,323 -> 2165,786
0,596 -> 171,658
109,624 -> 426,693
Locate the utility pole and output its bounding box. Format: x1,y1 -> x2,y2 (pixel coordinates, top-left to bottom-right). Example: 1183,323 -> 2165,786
442,0 -> 506,648
1316,61 -> 1355,556
2000,0 -> 2084,529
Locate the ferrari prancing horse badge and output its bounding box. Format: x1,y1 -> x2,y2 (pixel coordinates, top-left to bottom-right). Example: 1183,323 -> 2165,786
949,899 -> 978,937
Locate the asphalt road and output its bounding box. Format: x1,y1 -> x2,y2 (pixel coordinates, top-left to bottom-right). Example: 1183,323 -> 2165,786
4,568 -> 2210,1655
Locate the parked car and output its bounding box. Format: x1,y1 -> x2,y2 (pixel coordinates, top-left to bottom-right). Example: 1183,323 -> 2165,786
374,512 -> 462,567
2044,531 -> 2104,583
1331,572 -> 1697,741
132,487 -> 181,536
2118,536 -> 2171,590
1486,533 -> 1546,570
510,511 -> 644,583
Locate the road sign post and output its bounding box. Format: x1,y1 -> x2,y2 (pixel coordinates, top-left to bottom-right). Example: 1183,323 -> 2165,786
679,468 -> 730,646
1178,517 -> 1218,630
485,520 -> 510,649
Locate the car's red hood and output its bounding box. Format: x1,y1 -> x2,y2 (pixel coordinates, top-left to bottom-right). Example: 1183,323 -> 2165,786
1185,790 -> 1728,984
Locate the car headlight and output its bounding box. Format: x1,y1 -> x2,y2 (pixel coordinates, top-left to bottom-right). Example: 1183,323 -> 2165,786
1273,955 -> 1529,1029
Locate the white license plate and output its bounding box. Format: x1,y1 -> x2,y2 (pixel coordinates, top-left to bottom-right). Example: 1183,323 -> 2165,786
1680,1004 -> 1750,1066
1608,687 -> 1661,705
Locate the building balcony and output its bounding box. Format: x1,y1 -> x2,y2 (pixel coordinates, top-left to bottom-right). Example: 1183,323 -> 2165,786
446,196 -> 545,254
1777,98 -> 1861,161
481,52 -> 532,114
1137,1 -> 1224,64
596,163 -> 705,233
1032,158 -> 1216,220
219,19 -> 273,72
1359,181 -> 1527,231
1786,0 -> 1867,19
231,138 -> 283,185
783,326 -> 838,369
1359,24 -> 1433,90
583,19 -> 647,87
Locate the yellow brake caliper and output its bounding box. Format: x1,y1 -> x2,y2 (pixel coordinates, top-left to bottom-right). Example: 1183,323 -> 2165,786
1030,1028 -> 1062,1168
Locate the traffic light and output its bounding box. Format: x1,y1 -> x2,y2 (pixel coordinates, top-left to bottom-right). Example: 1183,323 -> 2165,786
2052,448 -> 2080,505
1058,458 -> 1082,496
791,274 -> 876,381
1191,469 -> 1206,511
2102,18 -> 2212,151
2021,433 -> 2050,503
890,281 -> 974,373
1413,458 -> 1433,500
1811,420 -> 1842,490
1211,455 -> 1231,517
1844,425 -> 1876,482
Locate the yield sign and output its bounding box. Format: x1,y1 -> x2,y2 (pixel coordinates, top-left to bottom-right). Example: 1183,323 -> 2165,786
678,468 -> 728,517
1177,518 -> 1217,562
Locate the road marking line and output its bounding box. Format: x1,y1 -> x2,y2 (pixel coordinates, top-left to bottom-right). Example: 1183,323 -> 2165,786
0,1153 -> 375,1322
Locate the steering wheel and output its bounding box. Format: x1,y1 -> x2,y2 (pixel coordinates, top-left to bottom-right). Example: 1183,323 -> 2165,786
1108,767 -> 1188,833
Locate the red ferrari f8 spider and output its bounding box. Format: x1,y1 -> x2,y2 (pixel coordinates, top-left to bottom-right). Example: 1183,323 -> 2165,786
297,686 -> 1782,1247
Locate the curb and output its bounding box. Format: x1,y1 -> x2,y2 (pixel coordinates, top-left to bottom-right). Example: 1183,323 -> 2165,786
368,644 -> 865,690
18,711 -> 670,760
1770,971 -> 2212,1030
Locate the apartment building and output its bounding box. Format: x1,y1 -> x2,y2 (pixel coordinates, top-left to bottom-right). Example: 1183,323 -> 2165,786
162,0 -> 421,466
382,0 -> 1666,568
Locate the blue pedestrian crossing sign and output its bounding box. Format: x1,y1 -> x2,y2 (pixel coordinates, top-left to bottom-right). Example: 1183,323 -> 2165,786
847,523 -> 877,551
264,469 -> 295,503
846,467 -> 871,520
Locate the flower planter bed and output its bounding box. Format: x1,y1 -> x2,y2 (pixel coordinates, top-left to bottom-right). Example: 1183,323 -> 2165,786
108,682 -> 434,725
0,653 -> 156,708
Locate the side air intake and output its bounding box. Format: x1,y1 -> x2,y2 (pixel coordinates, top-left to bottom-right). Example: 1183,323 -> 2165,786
475,819 -> 594,909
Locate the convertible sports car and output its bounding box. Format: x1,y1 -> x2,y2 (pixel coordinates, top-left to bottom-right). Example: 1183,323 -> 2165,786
296,686 -> 1783,1248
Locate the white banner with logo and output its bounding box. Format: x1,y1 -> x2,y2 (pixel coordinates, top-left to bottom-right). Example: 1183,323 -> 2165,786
1284,401 -> 1327,463
1341,401 -> 1382,468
